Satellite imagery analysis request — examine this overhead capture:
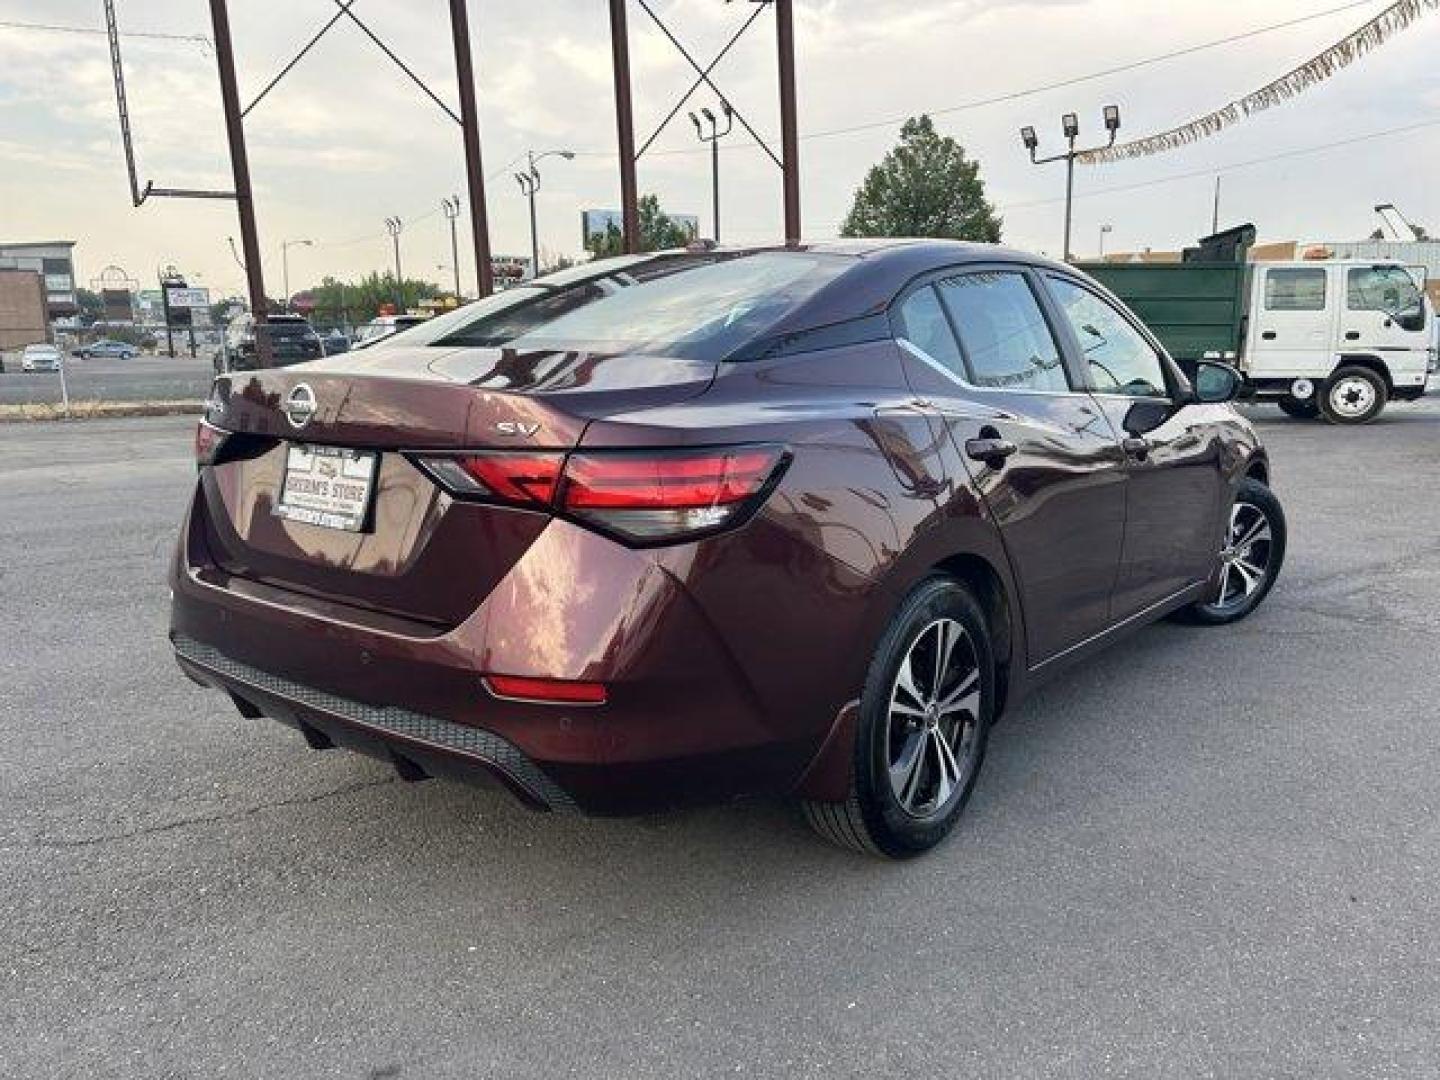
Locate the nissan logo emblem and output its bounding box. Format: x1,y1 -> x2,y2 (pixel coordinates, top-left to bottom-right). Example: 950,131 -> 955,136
284,383 -> 318,429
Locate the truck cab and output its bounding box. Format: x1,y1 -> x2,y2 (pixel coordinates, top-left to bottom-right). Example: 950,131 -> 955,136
1243,259 -> 1434,422
1079,228 -> 1437,424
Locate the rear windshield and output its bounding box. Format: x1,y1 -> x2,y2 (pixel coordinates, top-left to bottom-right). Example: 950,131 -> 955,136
423,251 -> 849,361
267,321 -> 313,337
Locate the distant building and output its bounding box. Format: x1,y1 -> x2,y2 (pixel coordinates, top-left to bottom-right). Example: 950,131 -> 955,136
0,269 -> 50,349
0,241 -> 78,319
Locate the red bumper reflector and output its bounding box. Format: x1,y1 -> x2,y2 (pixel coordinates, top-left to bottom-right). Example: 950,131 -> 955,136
484,674 -> 608,705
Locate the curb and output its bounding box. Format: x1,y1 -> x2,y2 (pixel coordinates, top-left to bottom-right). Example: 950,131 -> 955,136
0,400 -> 203,422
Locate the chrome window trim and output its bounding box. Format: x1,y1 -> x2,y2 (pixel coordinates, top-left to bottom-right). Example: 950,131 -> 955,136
896,338 -> 1089,399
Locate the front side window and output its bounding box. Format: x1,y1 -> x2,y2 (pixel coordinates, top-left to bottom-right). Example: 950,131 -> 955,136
1347,265 -> 1423,314
937,271 -> 1069,392
1265,268 -> 1327,312
1047,277 -> 1169,398
895,286 -> 965,377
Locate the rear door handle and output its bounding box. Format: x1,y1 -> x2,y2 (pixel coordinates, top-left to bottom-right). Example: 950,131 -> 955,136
1345,330 -> 1361,341
964,437 -> 1017,466
1261,330 -> 1277,341
1121,436 -> 1151,460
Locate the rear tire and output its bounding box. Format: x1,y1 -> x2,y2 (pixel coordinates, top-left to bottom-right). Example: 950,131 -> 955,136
1320,366 -> 1387,425
802,577 -> 994,858
1277,396 -> 1319,420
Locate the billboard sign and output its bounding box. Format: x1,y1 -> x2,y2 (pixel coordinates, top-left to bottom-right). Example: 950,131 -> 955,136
101,288 -> 134,323
164,286 -> 210,309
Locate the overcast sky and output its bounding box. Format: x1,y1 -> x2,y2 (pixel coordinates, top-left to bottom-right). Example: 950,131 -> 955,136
3,0 -> 1438,299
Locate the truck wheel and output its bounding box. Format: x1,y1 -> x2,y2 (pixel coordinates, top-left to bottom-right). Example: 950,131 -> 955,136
1320,366 -> 1387,425
1277,396 -> 1320,419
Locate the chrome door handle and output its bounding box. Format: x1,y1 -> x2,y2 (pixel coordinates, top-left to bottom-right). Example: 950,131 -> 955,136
964,437 -> 1017,466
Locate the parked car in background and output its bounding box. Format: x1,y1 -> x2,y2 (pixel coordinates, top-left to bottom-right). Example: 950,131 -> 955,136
322,329 -> 351,355
21,343 -> 63,372
218,313 -> 324,372
72,338 -> 139,360
353,313 -> 428,348
171,242 -> 1286,858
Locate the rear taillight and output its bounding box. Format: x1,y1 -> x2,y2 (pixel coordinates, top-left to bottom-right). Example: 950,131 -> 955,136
194,419 -> 229,467
560,447 -> 786,542
413,445 -> 786,545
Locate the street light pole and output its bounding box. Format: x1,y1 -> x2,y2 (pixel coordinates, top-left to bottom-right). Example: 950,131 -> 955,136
441,196 -> 462,298
1021,106 -> 1121,262
384,216 -> 403,308
689,101 -> 733,242
1098,223 -> 1113,259
280,238 -> 312,312
515,149 -> 574,279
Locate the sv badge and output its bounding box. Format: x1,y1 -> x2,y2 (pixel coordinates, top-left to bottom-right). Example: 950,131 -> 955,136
495,421 -> 540,437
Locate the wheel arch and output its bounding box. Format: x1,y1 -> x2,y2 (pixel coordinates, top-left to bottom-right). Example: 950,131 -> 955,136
931,551 -> 1015,718
1334,353 -> 1393,392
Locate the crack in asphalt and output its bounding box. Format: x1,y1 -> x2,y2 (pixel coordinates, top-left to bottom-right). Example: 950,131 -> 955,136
12,776 -> 400,851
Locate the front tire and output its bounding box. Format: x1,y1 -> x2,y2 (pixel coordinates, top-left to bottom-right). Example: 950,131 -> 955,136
1181,477 -> 1286,625
1320,366 -> 1387,424
802,577 -> 994,858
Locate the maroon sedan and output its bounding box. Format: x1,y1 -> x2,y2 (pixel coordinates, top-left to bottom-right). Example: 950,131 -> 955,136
170,242 -> 1285,857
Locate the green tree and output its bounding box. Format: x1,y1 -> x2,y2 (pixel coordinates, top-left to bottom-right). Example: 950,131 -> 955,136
306,273 -> 443,328
74,287 -> 105,325
841,115 -> 1001,242
585,194 -> 695,258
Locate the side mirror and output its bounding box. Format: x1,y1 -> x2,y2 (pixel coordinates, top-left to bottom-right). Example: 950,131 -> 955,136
1121,397 -> 1173,436
1193,360 -> 1242,404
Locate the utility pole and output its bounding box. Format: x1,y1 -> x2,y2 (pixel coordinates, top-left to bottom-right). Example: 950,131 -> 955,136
1212,176 -> 1222,235
384,216 -> 404,309
776,0 -> 800,243
448,0 -> 494,297
690,102 -> 733,242
609,0 -> 640,254
1099,223 -> 1113,259
515,150 -> 574,277
207,0 -> 270,365
441,196 -> 462,299
280,238 -> 311,312
1021,106 -> 1121,262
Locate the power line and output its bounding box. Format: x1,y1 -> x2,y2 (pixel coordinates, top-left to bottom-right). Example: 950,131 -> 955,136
0,18 -> 210,47
996,115 -> 1440,212
573,0 -> 1387,159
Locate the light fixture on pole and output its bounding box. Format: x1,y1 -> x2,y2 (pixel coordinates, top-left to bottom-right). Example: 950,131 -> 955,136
1021,105 -> 1121,262
1374,202 -> 1427,242
1098,223 -> 1113,259
441,195 -> 463,299
383,216 -> 404,308
280,238 -> 312,312
515,149 -> 575,278
689,100 -> 734,243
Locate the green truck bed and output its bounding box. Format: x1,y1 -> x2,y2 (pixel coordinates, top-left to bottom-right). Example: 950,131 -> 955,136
1074,261 -> 1251,365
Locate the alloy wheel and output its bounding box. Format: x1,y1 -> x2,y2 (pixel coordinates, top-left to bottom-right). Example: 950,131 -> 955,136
1211,500 -> 1274,612
885,618 -> 982,819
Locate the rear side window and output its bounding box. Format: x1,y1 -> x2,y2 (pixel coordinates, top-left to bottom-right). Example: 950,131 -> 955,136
1265,268 -> 1327,311
938,271 -> 1069,392
895,286 -> 965,377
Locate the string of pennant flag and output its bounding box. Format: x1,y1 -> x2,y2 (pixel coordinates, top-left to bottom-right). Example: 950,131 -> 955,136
1078,0 -> 1440,165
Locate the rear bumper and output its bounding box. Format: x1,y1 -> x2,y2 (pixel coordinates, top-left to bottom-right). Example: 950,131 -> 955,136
168,494 -> 828,815
173,635 -> 577,811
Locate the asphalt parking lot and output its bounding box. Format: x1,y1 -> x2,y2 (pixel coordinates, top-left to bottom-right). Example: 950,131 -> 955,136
3,403 -> 1438,1078
0,353 -> 213,406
